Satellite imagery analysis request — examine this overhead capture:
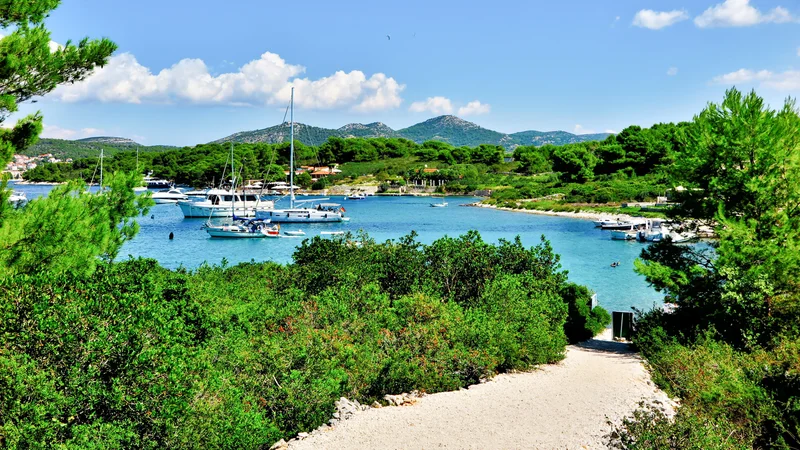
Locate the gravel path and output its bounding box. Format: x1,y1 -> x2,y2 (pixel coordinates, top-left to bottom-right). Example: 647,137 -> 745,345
288,330 -> 673,450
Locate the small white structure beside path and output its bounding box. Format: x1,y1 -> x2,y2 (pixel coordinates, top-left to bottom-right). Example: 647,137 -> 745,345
286,329 -> 675,450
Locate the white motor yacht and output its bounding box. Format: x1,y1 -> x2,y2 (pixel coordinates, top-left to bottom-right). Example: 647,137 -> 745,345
8,191 -> 26,205
178,189 -> 274,218
151,187 -> 189,204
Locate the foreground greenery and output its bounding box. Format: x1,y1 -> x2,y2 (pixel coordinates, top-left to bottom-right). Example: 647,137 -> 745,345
612,90 -> 800,448
0,231 -> 609,448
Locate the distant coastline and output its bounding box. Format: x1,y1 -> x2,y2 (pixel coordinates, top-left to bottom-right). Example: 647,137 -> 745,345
11,180 -> 66,186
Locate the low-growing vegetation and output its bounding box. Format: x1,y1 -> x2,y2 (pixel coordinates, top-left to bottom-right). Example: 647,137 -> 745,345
0,229 -> 609,448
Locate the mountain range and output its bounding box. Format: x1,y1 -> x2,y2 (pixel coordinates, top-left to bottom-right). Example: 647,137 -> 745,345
212,115 -> 611,149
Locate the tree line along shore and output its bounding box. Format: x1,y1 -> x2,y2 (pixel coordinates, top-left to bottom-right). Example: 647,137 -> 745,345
22,115 -> 683,219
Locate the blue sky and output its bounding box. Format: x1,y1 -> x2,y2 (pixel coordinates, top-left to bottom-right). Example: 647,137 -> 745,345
14,0 -> 800,145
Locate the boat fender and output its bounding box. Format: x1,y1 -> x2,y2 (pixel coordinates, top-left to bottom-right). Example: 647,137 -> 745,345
169,232 -> 174,240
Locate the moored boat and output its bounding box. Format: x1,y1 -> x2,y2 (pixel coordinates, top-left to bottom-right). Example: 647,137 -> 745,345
611,230 -> 637,240
204,218 -> 278,238
600,219 -> 647,230
179,189 -> 273,218
8,190 -> 26,205
345,191 -> 367,200
151,187 -> 188,204
143,173 -> 171,189
253,88 -> 346,224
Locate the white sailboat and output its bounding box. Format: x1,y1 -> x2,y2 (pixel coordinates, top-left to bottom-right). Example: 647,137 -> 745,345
133,147 -> 148,192
255,87 -> 347,224
151,187 -> 188,204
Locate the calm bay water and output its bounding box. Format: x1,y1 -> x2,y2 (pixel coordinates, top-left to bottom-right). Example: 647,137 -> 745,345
11,182 -> 664,314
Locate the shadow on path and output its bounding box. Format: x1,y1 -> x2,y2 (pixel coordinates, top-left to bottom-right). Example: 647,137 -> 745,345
576,338 -> 636,355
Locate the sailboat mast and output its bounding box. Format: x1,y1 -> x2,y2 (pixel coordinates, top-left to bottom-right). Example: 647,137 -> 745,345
99,149 -> 103,189
230,142 -> 235,217
289,87 -> 295,209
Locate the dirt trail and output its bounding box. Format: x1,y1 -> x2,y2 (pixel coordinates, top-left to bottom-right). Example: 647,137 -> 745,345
288,329 -> 673,450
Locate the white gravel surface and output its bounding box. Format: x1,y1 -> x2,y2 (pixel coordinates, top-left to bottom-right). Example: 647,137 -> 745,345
288,330 -> 673,450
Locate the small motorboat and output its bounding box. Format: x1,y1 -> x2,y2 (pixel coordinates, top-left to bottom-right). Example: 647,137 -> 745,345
601,220 -> 646,230
593,218 -> 614,227
284,229 -> 306,237
345,192 -> 367,200
264,225 -> 281,238
610,230 -> 637,240
8,191 -> 27,206
430,198 -> 448,207
151,187 -> 188,204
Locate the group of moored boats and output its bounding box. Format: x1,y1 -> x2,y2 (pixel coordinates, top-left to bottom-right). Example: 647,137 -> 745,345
197,87 -> 348,239
594,218 -> 697,243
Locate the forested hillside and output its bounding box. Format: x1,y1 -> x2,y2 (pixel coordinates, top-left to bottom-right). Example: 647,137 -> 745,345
23,137 -> 174,160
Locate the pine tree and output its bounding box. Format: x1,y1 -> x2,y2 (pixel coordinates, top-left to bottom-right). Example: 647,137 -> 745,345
0,1 -> 151,276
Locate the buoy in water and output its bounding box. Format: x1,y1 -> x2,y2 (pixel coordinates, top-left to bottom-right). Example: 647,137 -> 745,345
169,232 -> 174,240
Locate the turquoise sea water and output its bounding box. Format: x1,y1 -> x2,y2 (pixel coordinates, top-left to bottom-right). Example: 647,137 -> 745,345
11,183 -> 664,314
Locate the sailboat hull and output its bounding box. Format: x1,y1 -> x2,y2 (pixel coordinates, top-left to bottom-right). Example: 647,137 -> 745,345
206,229 -> 268,238
256,209 -> 345,223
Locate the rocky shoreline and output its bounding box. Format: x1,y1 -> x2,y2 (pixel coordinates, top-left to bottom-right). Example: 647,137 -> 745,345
464,201 -> 639,221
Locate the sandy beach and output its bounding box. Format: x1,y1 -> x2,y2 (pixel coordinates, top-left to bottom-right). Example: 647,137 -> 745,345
286,329 -> 674,450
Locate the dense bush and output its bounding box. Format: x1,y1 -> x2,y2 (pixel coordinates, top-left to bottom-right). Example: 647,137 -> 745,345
0,231 -> 609,448
627,314 -> 800,448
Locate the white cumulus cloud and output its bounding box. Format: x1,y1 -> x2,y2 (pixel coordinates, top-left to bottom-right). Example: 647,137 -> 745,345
409,96 -> 454,114
52,51 -> 405,111
573,124 -> 597,134
457,100 -> 490,116
667,67 -> 679,76
632,9 -> 689,30
712,68 -> 800,91
695,0 -> 796,28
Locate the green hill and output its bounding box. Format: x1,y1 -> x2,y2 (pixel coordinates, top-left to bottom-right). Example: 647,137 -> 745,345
212,115 -> 611,149
396,115 -> 507,147
23,138 -> 175,160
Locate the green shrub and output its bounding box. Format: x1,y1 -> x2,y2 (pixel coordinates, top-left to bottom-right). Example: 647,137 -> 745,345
1,232 -> 596,448
561,283 -> 611,343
